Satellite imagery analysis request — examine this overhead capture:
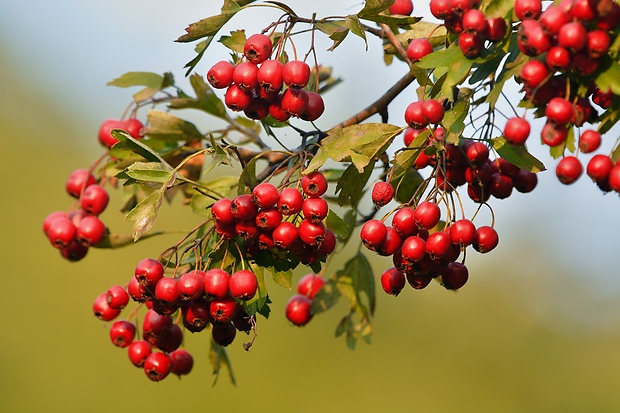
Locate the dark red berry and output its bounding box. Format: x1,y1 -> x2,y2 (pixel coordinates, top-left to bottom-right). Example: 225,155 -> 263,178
285,294 -> 313,326
128,340 -> 152,368
109,320 -> 136,348
144,352 -> 173,382
380,268 -> 406,296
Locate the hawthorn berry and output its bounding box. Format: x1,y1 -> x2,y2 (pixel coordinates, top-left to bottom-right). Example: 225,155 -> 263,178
406,38 -> 433,62
579,130 -> 601,154
556,156 -> 583,185
170,349 -> 194,377
109,320 -> 136,348
128,340 -> 152,368
80,184 -> 109,215
285,294 -> 313,326
473,226 -> 499,253
244,33 -> 272,64
380,268 -> 406,296
297,274 -> 325,299
66,169 -> 96,198
371,181 -> 394,208
144,352 -> 173,382
283,60 -> 311,88
207,61 -> 234,89
360,219 -> 388,250
211,321 -> 237,346
229,270 -> 258,300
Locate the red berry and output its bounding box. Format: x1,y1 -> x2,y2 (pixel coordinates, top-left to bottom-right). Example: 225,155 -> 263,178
76,215 -> 106,246
392,207 -> 417,238
514,0 -> 542,20
380,268 -> 406,296
503,117 -> 530,145
297,274 -> 325,299
229,269 -> 258,300
462,9 -> 488,35
360,219 -> 387,250
182,297 -> 212,332
487,17 -> 507,41
425,231 -> 452,260
170,349 -> 194,377
210,296 -> 238,323
557,21 -> 587,53
406,38 -> 433,62
473,226 -> 499,253
155,277 -> 180,304
513,169 -> 538,193
66,169 -> 96,198
283,60 -> 311,88
277,187 -> 304,215
285,294 -> 313,326
520,60 -> 548,90
257,59 -> 284,92
430,0 -> 451,19
177,270 -> 205,301
586,154 -> 614,182
135,258 -> 165,287
128,340 -> 152,367
109,320 -> 136,348
98,118 -> 126,148
144,352 -> 173,382
421,99 -> 445,124
302,197 -> 329,223
212,321 -> 237,346
377,226 -> 403,256
255,207 -> 283,230
93,292 -> 121,321
371,181 -> 394,208
298,220 -> 326,246
404,101 -> 427,129
545,46 -> 571,71
106,285 -> 129,310
231,194 -> 258,221
556,156 -> 583,185
211,198 -> 235,224
400,235 -> 427,262
449,219 -> 476,246
225,84 -> 253,111
280,87 -> 309,117
414,201 -> 441,230
244,33 -> 272,65
389,0 -> 413,15
272,221 -> 299,249
207,61 -> 234,89
47,217 -> 77,248
300,92 -> 325,122
301,171 -> 328,197
578,130 -> 601,154
458,32 -> 483,58
80,184 -> 109,215
441,262 -> 469,290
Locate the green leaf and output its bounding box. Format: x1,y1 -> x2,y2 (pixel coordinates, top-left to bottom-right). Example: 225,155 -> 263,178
316,20 -> 349,51
306,123 -> 401,173
486,41 -> 526,109
125,187 -> 165,241
326,209 -> 354,241
390,129 -> 429,186
210,339 -> 236,386
336,163 -> 374,207
335,252 -> 376,316
357,0 -> 394,20
109,129 -> 167,163
245,262 -> 268,315
219,29 -> 246,53
442,99 -> 470,144
391,167 -> 424,203
91,231 -> 164,249
168,74 -> 227,119
311,279 -> 342,314
107,71 -> 172,89
121,162 -> 175,184
237,155 -> 259,195
595,58 -> 620,96
265,1 -> 297,16
346,15 -> 367,50
176,0 -> 245,43
491,137 -> 546,172
184,38 -> 213,76
143,110 -> 204,142
418,44 -> 474,101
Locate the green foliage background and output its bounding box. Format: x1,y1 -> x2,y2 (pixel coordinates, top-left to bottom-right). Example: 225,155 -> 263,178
2,43 -> 620,413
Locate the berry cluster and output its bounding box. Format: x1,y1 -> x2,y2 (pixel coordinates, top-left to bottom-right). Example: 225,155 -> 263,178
206,33 -> 325,122
509,0 -> 620,190
93,258 -> 261,381
212,171 -> 336,266
285,273 -> 326,327
427,0 -> 508,58
362,196 -> 498,294
43,169 -> 110,262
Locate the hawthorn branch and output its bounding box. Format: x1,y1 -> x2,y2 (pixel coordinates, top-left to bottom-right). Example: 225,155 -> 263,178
331,69 -> 416,129
379,23 -> 412,66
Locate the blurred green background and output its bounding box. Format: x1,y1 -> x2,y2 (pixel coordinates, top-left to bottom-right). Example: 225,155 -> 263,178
2,1 -> 620,412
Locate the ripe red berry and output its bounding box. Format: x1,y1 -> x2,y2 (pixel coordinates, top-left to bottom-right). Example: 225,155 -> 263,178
557,21 -> 587,53
441,262 -> 469,290
421,99 -> 445,124
155,277 -> 180,304
207,60 -> 234,89
177,270 -> 205,301
489,173 -> 513,199
406,38 -> 433,62
404,101 -> 427,129
244,33 -> 272,64
556,156 -> 583,185
541,122 -> 568,147
47,217 -> 77,248
392,207 -> 417,238
517,19 -> 551,56
144,352 -> 173,382
520,60 -> 548,90
231,194 -> 258,221
578,130 -> 601,154
106,285 -> 129,310
277,187 -> 304,215
377,226 -> 403,256
503,117 -> 530,145
458,32 -> 483,58
302,197 -> 329,223
128,340 -> 152,368
380,268 -> 406,296
462,9 -> 488,35
430,0 -> 451,19
587,30 -> 611,59
283,60 -> 311,88
514,0 -> 542,20
608,165 -> 620,192
257,59 -> 284,92
135,258 -> 165,287
539,5 -> 569,36
98,118 -> 126,148
425,231 -> 452,260
298,220 -> 326,246
280,87 -> 309,117
301,171 -> 328,197
486,17 -> 507,41
212,321 -> 237,346
587,154 -> 614,182
80,184 -> 109,215
371,181 -> 394,208
210,296 -> 238,323
272,221 -> 299,249
545,46 -> 571,71
76,215 -> 106,246
414,201 -> 441,230
389,0 -> 413,15
297,274 -> 325,299
170,349 -> 194,377
400,235 -> 427,262
109,320 -> 136,348
545,97 -> 573,126
229,269 -> 258,300
285,294 -> 313,326
211,198 -> 235,224
513,169 -> 538,193
473,225 -> 499,253
182,297 -> 212,332
450,219 -> 476,246
300,92 -> 325,122
66,169 -> 96,198
225,84 -> 253,111
360,219 -> 388,250
317,229 -> 337,256
93,292 -> 121,321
